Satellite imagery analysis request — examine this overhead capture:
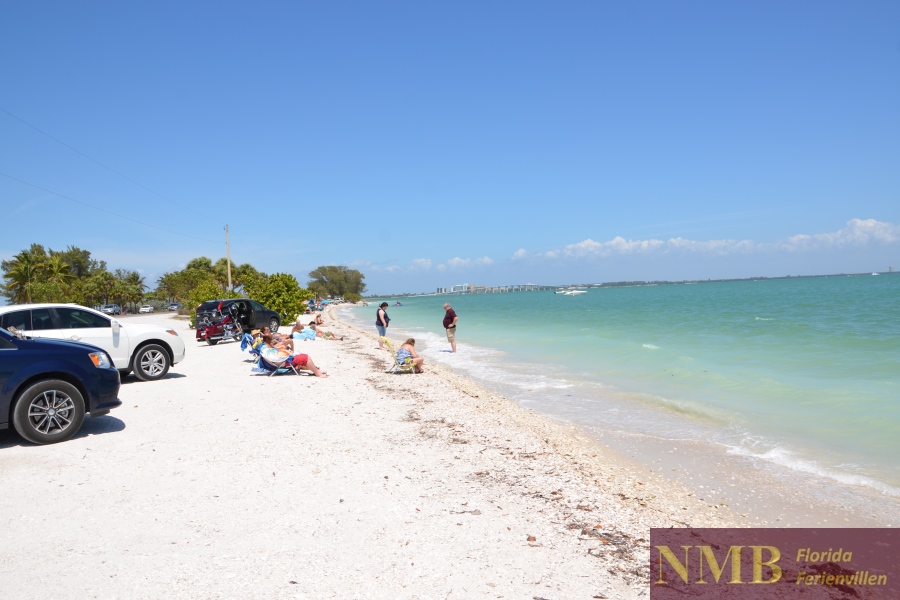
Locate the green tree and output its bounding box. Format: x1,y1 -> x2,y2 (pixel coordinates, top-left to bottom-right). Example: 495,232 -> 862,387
51,245 -> 104,279
248,273 -> 313,324
2,249 -> 45,303
82,270 -> 117,306
43,255 -> 76,286
186,256 -> 214,272
156,267 -> 212,303
30,280 -> 79,304
307,265 -> 366,298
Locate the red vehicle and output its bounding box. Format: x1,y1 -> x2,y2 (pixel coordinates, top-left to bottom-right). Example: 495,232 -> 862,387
195,302 -> 244,346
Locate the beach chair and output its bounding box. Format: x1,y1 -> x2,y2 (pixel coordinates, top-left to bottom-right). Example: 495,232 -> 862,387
382,337 -> 416,375
240,333 -> 254,351
242,333 -> 265,361
255,347 -> 302,377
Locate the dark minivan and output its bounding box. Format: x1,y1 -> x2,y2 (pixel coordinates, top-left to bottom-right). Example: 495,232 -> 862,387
195,299 -> 281,332
0,327 -> 121,444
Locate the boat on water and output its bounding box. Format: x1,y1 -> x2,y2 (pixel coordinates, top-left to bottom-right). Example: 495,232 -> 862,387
555,287 -> 587,296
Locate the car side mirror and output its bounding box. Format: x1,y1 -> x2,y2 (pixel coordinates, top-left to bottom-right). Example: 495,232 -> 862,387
111,320 -> 120,333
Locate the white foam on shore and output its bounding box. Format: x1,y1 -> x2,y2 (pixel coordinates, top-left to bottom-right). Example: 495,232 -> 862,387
340,304 -> 900,511
725,444 -> 900,496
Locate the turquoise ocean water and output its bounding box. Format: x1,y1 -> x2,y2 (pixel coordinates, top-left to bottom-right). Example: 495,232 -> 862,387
342,274 -> 900,499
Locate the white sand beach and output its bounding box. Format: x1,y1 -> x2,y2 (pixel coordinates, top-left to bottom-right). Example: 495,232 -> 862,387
0,309 -> 740,599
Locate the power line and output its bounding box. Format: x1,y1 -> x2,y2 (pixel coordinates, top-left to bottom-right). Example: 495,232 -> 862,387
0,172 -> 216,243
0,106 -> 204,216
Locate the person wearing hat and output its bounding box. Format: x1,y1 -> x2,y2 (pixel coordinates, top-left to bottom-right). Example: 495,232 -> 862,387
375,302 -> 390,349
442,302 -> 458,353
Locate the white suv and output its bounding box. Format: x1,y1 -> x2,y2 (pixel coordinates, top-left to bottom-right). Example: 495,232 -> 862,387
0,303 -> 186,381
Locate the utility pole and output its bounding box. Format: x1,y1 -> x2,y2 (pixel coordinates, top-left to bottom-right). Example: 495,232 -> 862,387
225,225 -> 233,291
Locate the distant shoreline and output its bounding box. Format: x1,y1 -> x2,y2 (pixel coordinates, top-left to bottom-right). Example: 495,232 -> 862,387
368,269 -> 898,298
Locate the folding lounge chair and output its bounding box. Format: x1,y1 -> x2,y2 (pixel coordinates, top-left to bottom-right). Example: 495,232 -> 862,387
255,347 -> 302,377
382,337 -> 416,375
241,333 -> 264,362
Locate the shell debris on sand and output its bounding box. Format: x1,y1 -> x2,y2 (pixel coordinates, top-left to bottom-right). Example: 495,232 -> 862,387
0,307 -> 741,599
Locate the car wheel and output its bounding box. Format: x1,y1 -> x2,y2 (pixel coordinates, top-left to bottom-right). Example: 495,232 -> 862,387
12,380 -> 85,445
132,344 -> 170,381
207,339 -> 219,346
269,317 -> 280,332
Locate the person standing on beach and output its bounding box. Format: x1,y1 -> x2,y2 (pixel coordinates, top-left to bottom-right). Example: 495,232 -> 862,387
376,302 -> 390,349
442,302 -> 458,353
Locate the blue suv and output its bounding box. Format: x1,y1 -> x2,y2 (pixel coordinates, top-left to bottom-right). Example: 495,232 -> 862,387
0,327 -> 121,444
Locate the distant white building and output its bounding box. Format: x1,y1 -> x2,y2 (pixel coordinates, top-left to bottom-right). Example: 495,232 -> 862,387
436,287 -> 447,294
450,283 -> 469,294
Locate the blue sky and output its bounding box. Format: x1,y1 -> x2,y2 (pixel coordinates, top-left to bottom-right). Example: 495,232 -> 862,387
2,1 -> 898,295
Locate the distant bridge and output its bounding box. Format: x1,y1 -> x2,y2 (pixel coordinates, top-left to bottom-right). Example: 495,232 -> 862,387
445,284 -> 557,294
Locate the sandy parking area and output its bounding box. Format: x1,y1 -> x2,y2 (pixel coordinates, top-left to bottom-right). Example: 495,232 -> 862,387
0,311 -> 731,599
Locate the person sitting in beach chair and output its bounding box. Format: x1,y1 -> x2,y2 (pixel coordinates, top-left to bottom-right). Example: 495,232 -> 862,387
397,338 -> 424,373
257,334 -> 327,378
259,326 -> 293,350
381,337 -> 420,374
241,333 -> 265,360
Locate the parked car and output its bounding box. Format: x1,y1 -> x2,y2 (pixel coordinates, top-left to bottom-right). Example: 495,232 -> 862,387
0,304 -> 186,382
195,299 -> 281,333
100,304 -> 121,315
139,305 -> 155,313
0,327 -> 121,444
168,302 -> 182,312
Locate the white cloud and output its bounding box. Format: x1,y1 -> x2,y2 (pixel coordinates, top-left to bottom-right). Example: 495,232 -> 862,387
411,258 -> 432,270
512,248 -> 527,259
781,218 -> 900,250
556,219 -> 898,259
446,257 -> 470,269
437,256 -> 492,269
383,265 -> 401,272
564,236 -> 667,257
349,259 -> 380,271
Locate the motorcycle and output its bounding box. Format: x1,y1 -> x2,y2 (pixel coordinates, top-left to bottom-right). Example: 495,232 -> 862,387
195,302 -> 244,346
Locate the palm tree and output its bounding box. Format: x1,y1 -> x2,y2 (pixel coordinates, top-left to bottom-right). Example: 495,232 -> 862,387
45,255 -> 76,286
125,270 -> 147,292
3,251 -> 44,303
